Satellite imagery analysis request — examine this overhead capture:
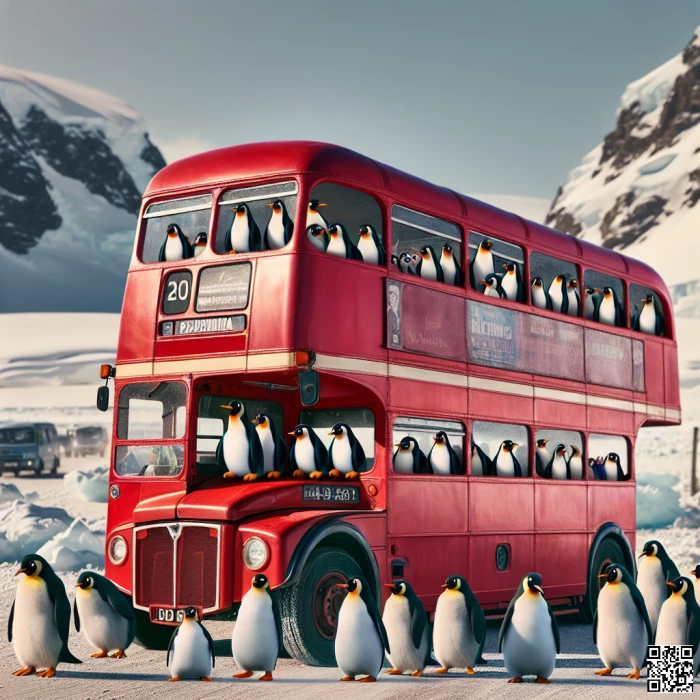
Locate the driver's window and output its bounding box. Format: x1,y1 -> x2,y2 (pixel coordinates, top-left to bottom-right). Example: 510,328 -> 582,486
117,382 -> 187,440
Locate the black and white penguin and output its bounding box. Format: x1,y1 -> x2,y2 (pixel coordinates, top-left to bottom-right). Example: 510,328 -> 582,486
482,273 -> 506,298
382,580 -> 430,677
584,287 -> 602,320
393,437 -> 427,474
288,425 -> 328,479
440,244 -> 463,286
166,606 -> 215,682
226,203 -> 261,253
397,252 -> 416,274
603,452 -> 626,482
544,444 -> 570,480
264,199 -> 294,250
327,223 -> 360,260
9,554 -> 81,677
74,571 -> 135,659
357,225 -> 385,265
595,287 -> 623,326
499,573 -> 560,683
634,294 -> 664,336
567,445 -> 584,480
494,440 -> 522,478
216,401 -> 264,481
231,574 -> 282,681
471,441 -> 492,477
656,576 -> 700,675
416,245 -> 443,282
547,275 -> 569,314
594,564 -> 651,680
531,277 -> 552,310
690,566 -> 700,606
535,439 -> 551,478
335,576 -> 389,682
567,279 -> 580,316
193,232 -> 208,257
427,431 -> 461,475
306,199 -> 329,230
638,540 -> 681,635
159,223 -> 193,262
500,262 -> 523,302
251,414 -> 287,479
328,424 -> 366,479
470,240 -> 494,291
433,574 -> 486,675
306,224 -> 328,252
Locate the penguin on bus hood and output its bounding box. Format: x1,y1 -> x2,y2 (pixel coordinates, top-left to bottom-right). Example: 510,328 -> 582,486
690,565 -> 700,605
159,223 -> 193,262
427,431 -> 461,475
306,199 -> 329,231
471,441 -> 492,477
193,232 -> 208,257
633,294 -> 664,336
393,436 -> 427,474
594,564 -> 651,680
335,576 -> 389,682
495,440 -> 522,478
500,262 -> 523,302
327,223 -> 361,260
656,576 -> 700,675
567,445 -> 583,480
382,579 -> 431,676
544,444 -> 570,480
416,245 -> 443,282
482,274 -> 506,298
328,424 -> 366,479
638,540 -> 681,635
535,439 -> 551,478
584,287 -> 602,320
603,452 -> 626,482
567,279 -> 581,316
306,224 -> 329,252
167,606 -> 215,682
264,199 -> 293,250
531,277 -> 552,310
9,554 -> 81,677
499,573 -> 560,683
547,275 -> 569,314
251,413 -> 287,479
357,225 -> 385,266
440,243 -> 463,286
595,287 -> 623,326
289,424 -> 328,479
470,239 -> 494,291
217,401 -> 264,481
226,203 -> 261,253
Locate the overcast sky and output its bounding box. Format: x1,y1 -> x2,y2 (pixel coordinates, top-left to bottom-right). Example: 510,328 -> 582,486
1,0 -> 698,203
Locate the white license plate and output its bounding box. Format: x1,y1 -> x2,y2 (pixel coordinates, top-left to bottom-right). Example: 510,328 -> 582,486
3,462 -> 18,468
149,606 -> 187,625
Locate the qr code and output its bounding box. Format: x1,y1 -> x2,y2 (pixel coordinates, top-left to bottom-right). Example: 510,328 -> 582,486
647,645 -> 694,693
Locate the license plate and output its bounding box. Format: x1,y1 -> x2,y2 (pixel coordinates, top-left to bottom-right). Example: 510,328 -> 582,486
3,462 -> 18,468
149,606 -> 188,625
302,484 -> 360,503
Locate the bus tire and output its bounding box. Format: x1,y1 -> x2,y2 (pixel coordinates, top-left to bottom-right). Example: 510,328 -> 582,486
580,537 -> 625,623
279,545 -> 364,667
51,458 -> 59,474
133,608 -> 174,650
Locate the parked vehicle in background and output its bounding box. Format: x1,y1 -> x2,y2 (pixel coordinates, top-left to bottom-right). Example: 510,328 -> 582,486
0,422 -> 60,475
72,425 -> 108,458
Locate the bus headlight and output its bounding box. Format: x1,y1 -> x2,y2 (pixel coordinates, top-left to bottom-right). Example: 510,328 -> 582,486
108,535 -> 128,566
243,537 -> 269,571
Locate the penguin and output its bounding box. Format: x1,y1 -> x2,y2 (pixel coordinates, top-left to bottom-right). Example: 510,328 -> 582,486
635,294 -> 664,336
231,574 -> 283,681
584,287 -> 602,320
494,440 -> 522,478
499,573 -> 560,683
433,574 -> 486,675
416,245 -> 444,282
603,452 -> 626,482
225,203 -> 261,253
193,232 -> 207,257
531,277 -> 552,310
166,606 -> 215,682
567,279 -> 581,316
567,445 -> 584,480
9,554 -> 81,677
656,576 -> 700,675
335,576 -> 389,682
328,424 -> 366,479
159,223 -> 193,262
595,287 -> 623,327
440,243 -> 463,286
357,225 -> 386,265
327,223 -> 360,260
427,431 -> 462,475
382,579 -> 430,676
482,273 -> 506,298
74,571 -> 135,659
500,262 -> 523,302
547,275 -> 569,314
535,439 -> 551,478
690,566 -> 700,606
638,540 -> 681,635
264,199 -> 294,250
470,239 -> 494,291
393,436 -> 427,474
306,199 -> 329,230
288,425 -> 328,479
471,441 -> 492,477
594,563 -> 652,679
397,252 -> 416,274
216,401 -> 264,481
306,224 -> 328,252
544,444 -> 570,480
251,413 -> 287,479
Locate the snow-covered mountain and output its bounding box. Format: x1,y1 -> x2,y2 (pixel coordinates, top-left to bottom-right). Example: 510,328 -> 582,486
0,66 -> 165,312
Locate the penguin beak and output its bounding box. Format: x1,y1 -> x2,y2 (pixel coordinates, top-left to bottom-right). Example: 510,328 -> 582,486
597,574 -> 608,579
266,203 -> 274,208
479,280 -> 487,286
337,583 -> 349,589
220,405 -> 232,410
317,202 -> 327,207
14,568 -> 26,577
666,581 -> 675,587
440,583 -> 448,588
251,417 -> 260,425
288,431 -> 296,436
638,551 -> 647,559
533,585 -> 544,595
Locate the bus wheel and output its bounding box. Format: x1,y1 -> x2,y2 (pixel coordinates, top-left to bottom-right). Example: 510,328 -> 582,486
279,546 -> 364,666
580,537 -> 624,622
133,608 -> 175,650
51,458 -> 58,474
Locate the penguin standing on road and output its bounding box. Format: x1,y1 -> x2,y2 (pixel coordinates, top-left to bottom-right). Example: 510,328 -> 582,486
594,564 -> 652,680
357,225 -> 385,265
547,275 -> 569,314
499,573 -> 560,684
264,200 -> 294,250
567,279 -> 581,316
690,566 -> 700,605
193,232 -> 208,256
74,571 -> 135,659
231,574 -> 282,681
531,277 -> 552,310
584,287 -> 602,320
470,240 -> 494,291
382,580 -> 430,677
634,294 -> 664,336
159,223 -> 193,262
288,425 -> 328,479
416,245 -> 444,282
494,440 -> 522,478
500,262 -> 523,302
327,223 -> 360,260
440,243 -> 463,286
544,444 -> 570,480
535,438 -> 552,477
328,424 -> 366,479
427,431 -> 461,475
656,576 -> 700,675
638,540 -> 681,635
393,437 -> 427,474
226,203 -> 261,253
604,452 -> 626,482
335,576 -> 389,682
217,401 -> 264,481
595,287 -> 623,326
482,274 -> 506,298
306,199 -> 329,230
471,441 -> 492,477
166,606 -> 215,682
433,574 -> 486,676
9,554 -> 81,678
306,224 -> 328,252
251,414 -> 287,479
567,445 -> 584,480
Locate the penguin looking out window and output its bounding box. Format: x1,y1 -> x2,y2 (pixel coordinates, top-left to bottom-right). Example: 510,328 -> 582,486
392,417 -> 465,476
583,270 -> 625,328
630,283 -> 665,337
468,231 -> 524,300
588,434 -> 630,482
534,429 -> 584,480
529,252 -> 580,316
471,420 -> 529,478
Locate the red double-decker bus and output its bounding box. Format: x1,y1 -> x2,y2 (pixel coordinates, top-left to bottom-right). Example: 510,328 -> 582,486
101,141 -> 680,665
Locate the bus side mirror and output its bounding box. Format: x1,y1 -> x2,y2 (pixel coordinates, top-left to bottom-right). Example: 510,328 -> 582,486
299,369 -> 319,406
97,385 -> 110,412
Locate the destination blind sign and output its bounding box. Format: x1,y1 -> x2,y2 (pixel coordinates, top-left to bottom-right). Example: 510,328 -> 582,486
196,263 -> 251,313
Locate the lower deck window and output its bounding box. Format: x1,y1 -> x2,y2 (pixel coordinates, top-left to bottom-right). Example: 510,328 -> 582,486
115,444 -> 184,477
588,434 -> 630,481
392,416 -> 464,475
471,421 -> 529,477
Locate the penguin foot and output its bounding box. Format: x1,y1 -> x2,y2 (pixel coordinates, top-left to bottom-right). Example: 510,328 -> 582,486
168,677 -> 181,682
329,469 -> 341,478
293,470 -> 306,478
309,471 -> 323,479
260,672 -> 273,681
340,676 -> 355,681
535,677 -> 551,684
91,651 -> 109,658
345,471 -> 359,480
37,667 -> 56,678
266,471 -> 281,480
200,677 -> 213,682
411,671 -> 423,677
109,650 -> 127,659
386,669 -> 403,675
12,666 -> 35,676
243,474 -> 258,482
626,669 -> 641,680
228,250 -> 238,255
467,667 -> 475,675
233,671 -> 254,679
434,667 -> 449,674
595,668 -> 612,676
508,677 -> 524,683
359,676 -> 376,682
223,472 -> 237,479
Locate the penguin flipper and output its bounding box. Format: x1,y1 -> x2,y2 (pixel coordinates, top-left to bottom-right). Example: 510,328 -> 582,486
351,435 -> 367,473
468,595 -> 487,658
54,583 -> 81,663
250,220 -> 262,252
455,262 -> 463,287
200,622 -> 216,668
7,599 -> 14,642
158,240 -> 167,262
513,455 -> 522,478
450,450 -> 462,475
629,583 -> 653,647
498,594 -> 516,653
215,438 -> 227,474
314,438 -> 329,475
545,291 -> 553,311
409,598 -> 427,650
631,306 -> 640,331
370,601 -> 391,654
166,626 -> 178,667
103,586 -> 136,622
665,556 -> 681,583
274,431 -> 289,474
417,450 -> 428,474
73,597 -> 80,632
546,601 -> 561,653
688,607 -> 700,657
249,429 -> 265,477
183,237 -> 194,259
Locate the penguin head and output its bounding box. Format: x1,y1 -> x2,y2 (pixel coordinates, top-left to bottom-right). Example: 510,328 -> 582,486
554,443 -> 567,458
442,243 -> 454,258
289,424 -> 311,441
183,606 -> 198,621
569,279 -> 578,289
308,199 -> 327,213
166,223 -> 182,238
232,203 -> 249,218
420,246 -> 435,261
599,564 -> 624,586
251,413 -> 271,430
251,573 -> 269,590
478,240 -> 492,254
15,554 -> 49,579
666,576 -> 692,598
502,262 -> 516,275
266,199 -> 285,215
307,224 -> 327,240
220,400 -> 245,420
554,274 -> 565,285
194,232 -> 207,247
536,438 -> 549,449
690,565 -> 700,579
328,223 -> 344,239
358,225 -> 374,240
605,452 -> 620,467
639,540 -> 662,559
442,574 -> 468,592
500,440 -> 519,453
531,277 -> 544,289
570,445 -> 581,457
642,294 -> 654,306
329,423 -> 349,439
75,572 -> 97,591
433,431 -> 449,446
481,274 -> 497,290
523,572 -> 544,597
384,579 -> 411,596
338,576 -> 365,597
400,252 -> 413,266
395,436 -> 416,453
602,287 -> 614,299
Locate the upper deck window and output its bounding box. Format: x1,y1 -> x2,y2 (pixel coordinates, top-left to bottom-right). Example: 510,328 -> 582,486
588,434 -> 630,482
391,206 -> 463,286
471,421 -> 529,477
141,195 -> 212,264
468,231 -> 524,302
306,183 -> 384,264
630,283 -> 666,337
214,182 -> 298,254
392,416 -> 464,475
583,270 -> 625,327
530,252 -> 580,317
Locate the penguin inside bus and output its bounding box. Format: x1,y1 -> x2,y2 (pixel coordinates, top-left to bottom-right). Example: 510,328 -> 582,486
264,199 -> 294,249
584,287 -> 602,320
547,275 -> 569,314
306,199 -> 329,231
567,279 -> 580,316
289,425 -> 329,479
603,452 -> 626,482
567,445 -> 583,480
632,294 -> 664,336
416,245 -> 443,282
306,224 -> 329,252
328,424 -> 366,479
427,431 -> 462,475
544,444 -> 570,480
531,277 -> 552,310
159,223 -> 193,262
470,239 -> 494,291
440,243 -> 463,286
500,262 -> 523,302
397,252 -> 416,275
357,225 -> 386,266
226,203 -> 261,253
217,401 -> 264,481
535,439 -> 551,477
193,232 -> 208,257
471,441 -> 492,477
251,414 -> 287,479
494,440 -> 522,478
482,274 -> 505,299
393,436 -> 427,474
327,223 -> 361,260
595,287 -> 623,326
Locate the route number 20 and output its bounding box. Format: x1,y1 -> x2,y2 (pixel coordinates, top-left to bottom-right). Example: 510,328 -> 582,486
167,279 -> 189,302
162,271 -> 192,315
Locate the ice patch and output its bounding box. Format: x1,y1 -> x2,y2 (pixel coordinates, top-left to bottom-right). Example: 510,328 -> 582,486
0,483 -> 34,504
64,464 -> 109,503
638,154 -> 676,176
636,473 -> 683,528
0,500 -> 73,553
36,518 -> 104,570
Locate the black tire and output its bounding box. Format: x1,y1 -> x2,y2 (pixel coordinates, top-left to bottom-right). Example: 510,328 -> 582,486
580,537 -> 625,622
51,458 -> 58,474
133,609 -> 174,650
279,546 -> 364,666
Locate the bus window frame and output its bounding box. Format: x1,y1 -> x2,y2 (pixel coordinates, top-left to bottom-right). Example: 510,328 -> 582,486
581,266 -> 629,329
533,426 -> 587,481
587,432 -> 633,483
468,419 -> 532,478
529,250 -> 583,318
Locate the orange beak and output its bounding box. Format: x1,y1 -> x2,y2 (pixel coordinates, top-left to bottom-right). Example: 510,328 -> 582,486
317,202 -> 327,207
384,583 -> 396,589
598,574 -> 608,579
220,405 -> 232,410
75,583 -> 83,588
479,279 -> 488,286
666,581 -> 675,587
14,568 -> 26,577
251,417 -> 260,425
288,431 -> 296,436
337,583 -> 349,590
266,203 -> 274,208
440,583 -> 448,588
